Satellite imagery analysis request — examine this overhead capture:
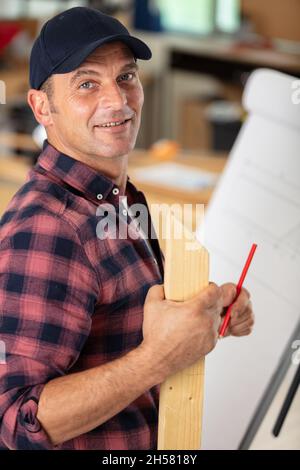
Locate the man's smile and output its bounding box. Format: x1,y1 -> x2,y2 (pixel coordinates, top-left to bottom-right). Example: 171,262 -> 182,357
94,117 -> 132,132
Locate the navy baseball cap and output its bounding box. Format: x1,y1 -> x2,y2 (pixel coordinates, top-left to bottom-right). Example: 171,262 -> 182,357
29,6 -> 152,90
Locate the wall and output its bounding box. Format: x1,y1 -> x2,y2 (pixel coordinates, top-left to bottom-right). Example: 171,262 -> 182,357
242,0 -> 300,42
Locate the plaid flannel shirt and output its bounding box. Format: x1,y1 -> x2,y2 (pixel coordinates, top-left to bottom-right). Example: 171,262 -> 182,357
0,141 -> 164,450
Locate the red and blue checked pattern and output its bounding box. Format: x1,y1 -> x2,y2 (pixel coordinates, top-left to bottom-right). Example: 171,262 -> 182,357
0,141 -> 164,450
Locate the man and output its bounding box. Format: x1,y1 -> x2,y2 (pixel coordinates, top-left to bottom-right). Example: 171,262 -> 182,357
0,7 -> 254,450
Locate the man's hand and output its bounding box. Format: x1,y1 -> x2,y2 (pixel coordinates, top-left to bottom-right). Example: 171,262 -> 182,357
220,283 -> 255,337
142,284 -> 224,378
142,283 -> 224,379
141,282 -> 255,382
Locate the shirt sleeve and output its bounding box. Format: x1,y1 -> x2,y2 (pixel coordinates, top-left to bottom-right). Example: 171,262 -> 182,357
0,212 -> 100,449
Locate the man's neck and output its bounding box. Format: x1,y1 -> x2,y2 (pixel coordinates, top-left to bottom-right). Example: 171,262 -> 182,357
47,138 -> 128,194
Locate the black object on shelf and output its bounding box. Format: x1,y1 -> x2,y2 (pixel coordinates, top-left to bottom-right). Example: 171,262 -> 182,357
206,100 -> 242,152
272,363 -> 300,437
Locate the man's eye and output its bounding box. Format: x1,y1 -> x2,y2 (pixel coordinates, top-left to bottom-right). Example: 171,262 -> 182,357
79,81 -> 94,89
118,72 -> 135,82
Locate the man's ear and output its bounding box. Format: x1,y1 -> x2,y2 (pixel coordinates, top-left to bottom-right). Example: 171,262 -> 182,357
27,89 -> 53,127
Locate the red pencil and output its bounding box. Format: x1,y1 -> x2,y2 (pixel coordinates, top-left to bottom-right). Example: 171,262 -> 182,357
219,243 -> 257,338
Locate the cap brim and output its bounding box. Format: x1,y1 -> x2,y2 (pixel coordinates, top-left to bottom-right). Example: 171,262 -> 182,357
52,34 -> 152,75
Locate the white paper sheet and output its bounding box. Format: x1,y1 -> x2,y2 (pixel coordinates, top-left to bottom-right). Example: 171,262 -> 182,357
197,69 -> 300,449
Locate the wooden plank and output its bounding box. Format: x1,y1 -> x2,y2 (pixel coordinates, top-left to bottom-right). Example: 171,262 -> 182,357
158,211 -> 209,450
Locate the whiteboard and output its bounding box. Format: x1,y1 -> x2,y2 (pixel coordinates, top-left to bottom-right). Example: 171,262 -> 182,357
197,69 -> 300,449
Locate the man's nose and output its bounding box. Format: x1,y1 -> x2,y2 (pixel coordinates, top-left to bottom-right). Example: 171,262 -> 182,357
100,82 -> 127,110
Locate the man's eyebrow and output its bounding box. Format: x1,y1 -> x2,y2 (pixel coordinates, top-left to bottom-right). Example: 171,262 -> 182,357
70,62 -> 139,87
119,61 -> 139,73
70,69 -> 101,87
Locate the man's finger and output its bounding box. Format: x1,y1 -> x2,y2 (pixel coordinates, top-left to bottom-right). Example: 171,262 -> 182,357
230,289 -> 251,317
229,313 -> 255,336
188,283 -> 222,311
220,283 -> 237,307
145,284 -> 165,302
230,325 -> 253,337
230,301 -> 253,325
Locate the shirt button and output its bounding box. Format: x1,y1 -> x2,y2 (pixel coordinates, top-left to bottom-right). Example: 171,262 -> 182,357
97,193 -> 103,200
112,188 -> 119,195
122,209 -> 127,216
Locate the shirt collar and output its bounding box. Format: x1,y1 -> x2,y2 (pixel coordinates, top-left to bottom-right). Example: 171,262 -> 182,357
36,140 -> 123,205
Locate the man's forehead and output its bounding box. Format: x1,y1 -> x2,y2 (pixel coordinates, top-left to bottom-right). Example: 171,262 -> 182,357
83,42 -> 134,64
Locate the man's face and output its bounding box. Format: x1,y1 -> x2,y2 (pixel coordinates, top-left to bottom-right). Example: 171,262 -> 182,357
47,42 -> 144,159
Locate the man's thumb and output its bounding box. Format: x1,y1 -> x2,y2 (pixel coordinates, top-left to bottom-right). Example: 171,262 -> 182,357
145,284 -> 165,302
